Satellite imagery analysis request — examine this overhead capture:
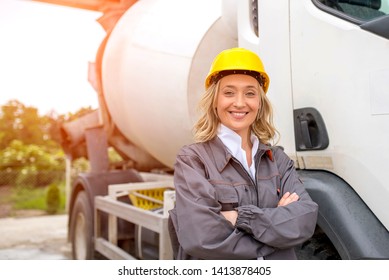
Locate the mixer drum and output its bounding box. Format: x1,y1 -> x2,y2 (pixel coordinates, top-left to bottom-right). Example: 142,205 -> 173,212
102,0 -> 237,168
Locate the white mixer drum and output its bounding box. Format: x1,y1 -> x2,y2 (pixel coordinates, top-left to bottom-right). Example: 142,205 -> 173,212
102,0 -> 237,167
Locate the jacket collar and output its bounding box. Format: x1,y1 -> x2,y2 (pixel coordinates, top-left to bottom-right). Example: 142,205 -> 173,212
208,136 -> 273,173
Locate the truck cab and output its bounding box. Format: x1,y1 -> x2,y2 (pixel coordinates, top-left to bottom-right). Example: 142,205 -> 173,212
255,0 -> 389,259
53,0 -> 389,259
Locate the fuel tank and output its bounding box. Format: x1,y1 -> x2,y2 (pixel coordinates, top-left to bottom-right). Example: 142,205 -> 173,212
102,0 -> 237,168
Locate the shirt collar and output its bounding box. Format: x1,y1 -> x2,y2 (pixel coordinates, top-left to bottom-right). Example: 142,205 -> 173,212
217,124 -> 259,163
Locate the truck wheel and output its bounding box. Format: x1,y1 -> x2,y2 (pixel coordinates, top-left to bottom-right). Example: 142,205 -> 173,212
70,191 -> 94,259
295,226 -> 341,260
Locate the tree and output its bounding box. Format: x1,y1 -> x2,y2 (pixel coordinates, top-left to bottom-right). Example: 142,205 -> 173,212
0,100 -> 60,150
0,100 -> 101,191
0,139 -> 65,186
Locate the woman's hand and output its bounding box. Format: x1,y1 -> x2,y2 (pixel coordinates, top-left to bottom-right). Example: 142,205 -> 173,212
278,192 -> 299,207
221,210 -> 238,226
221,192 -> 300,225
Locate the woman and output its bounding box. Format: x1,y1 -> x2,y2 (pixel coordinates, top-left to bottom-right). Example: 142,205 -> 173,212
169,48 -> 318,260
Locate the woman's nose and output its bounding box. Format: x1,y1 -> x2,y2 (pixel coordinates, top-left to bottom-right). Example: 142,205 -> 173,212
233,93 -> 245,107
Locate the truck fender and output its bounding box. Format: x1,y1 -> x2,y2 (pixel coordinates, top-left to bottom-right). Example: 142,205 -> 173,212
298,169 -> 389,259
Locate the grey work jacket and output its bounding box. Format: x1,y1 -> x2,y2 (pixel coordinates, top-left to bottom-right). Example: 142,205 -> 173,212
169,137 -> 318,260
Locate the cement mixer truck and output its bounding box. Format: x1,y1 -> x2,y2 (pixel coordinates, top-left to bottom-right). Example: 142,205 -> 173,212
47,0 -> 389,259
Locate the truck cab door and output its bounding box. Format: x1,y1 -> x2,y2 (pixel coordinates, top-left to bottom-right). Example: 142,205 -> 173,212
289,0 -> 389,231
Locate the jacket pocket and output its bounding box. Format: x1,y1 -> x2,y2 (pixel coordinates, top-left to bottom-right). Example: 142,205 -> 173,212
212,184 -> 239,211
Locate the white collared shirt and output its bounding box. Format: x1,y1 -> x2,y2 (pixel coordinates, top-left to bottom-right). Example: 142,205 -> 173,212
217,125 -> 263,260
217,124 -> 259,180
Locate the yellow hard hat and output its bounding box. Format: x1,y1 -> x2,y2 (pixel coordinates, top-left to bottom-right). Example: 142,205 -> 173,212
205,47 -> 270,93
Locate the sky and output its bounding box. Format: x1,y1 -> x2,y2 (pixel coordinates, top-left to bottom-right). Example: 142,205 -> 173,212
0,0 -> 106,115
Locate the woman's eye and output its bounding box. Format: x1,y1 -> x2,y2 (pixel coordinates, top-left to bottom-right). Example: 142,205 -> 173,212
246,91 -> 256,97
223,91 -> 234,96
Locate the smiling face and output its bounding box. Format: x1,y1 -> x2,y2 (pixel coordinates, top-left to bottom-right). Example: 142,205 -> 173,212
216,74 -> 261,139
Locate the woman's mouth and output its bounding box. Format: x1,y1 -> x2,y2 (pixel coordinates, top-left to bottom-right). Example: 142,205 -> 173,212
230,111 -> 248,119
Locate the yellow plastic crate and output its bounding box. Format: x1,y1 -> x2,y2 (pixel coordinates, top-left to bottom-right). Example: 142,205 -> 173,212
129,187 -> 171,210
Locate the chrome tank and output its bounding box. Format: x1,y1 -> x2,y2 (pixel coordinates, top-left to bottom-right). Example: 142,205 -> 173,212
102,0 -> 237,168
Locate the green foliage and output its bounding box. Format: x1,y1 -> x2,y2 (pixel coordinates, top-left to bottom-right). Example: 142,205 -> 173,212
46,183 -> 61,214
11,185 -> 48,211
108,147 -> 123,163
0,100 -> 97,214
0,100 -> 61,150
0,99 -> 97,154
0,140 -> 65,187
0,99 -> 67,188
10,181 -> 66,213
72,157 -> 90,173
0,140 -> 65,171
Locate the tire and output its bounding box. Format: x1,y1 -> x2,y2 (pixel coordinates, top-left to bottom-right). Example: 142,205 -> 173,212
295,226 -> 341,260
70,191 -> 94,260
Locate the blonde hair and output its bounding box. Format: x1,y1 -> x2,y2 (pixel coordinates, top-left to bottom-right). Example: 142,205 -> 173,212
193,80 -> 279,144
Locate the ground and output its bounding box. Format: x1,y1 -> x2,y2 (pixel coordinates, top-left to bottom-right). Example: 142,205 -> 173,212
0,186 -> 71,260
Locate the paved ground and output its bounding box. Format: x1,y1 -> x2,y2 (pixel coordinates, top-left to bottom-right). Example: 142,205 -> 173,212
0,214 -> 71,260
